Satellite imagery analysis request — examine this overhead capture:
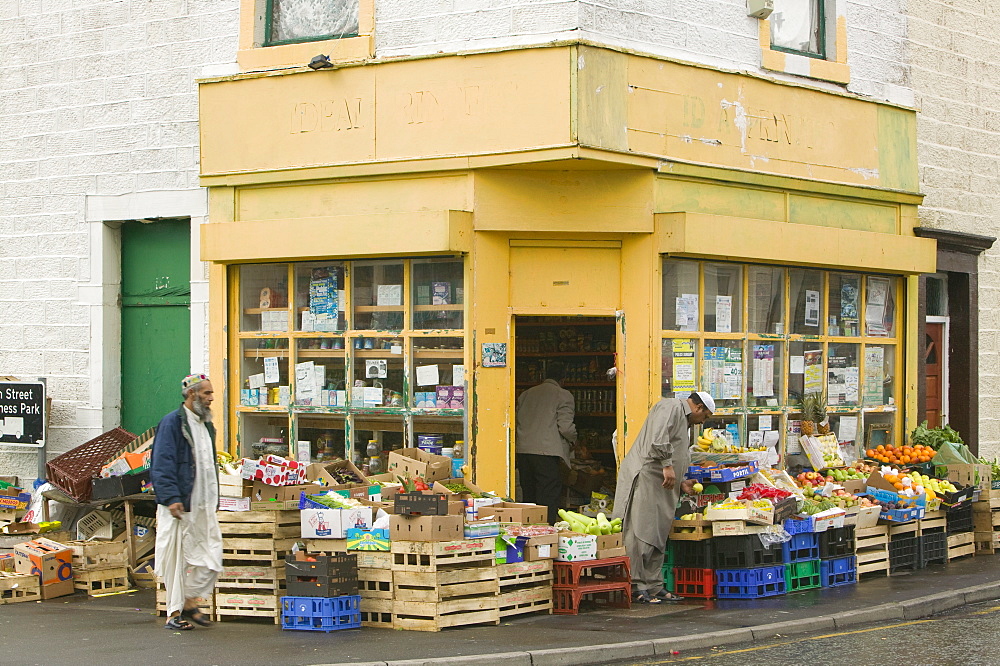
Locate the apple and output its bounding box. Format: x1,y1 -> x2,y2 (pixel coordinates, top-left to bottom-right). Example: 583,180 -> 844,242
692,482 -> 704,493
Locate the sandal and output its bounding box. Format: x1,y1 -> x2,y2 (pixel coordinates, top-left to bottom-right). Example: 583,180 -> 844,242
633,590 -> 663,604
181,607 -> 212,627
653,590 -> 684,602
165,615 -> 194,630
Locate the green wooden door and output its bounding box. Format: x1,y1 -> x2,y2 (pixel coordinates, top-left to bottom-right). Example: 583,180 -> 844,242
120,220 -> 191,434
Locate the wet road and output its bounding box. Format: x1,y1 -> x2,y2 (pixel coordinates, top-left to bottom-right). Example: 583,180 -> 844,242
609,599 -> 1000,666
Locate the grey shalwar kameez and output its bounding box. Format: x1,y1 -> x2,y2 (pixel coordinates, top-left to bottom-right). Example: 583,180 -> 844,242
612,398 -> 692,593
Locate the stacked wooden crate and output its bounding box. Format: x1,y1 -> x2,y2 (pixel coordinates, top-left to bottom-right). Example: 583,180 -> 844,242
0,571 -> 41,604
973,493 -> 1000,554
390,538 -> 500,632
68,540 -> 130,595
214,509 -> 298,624
497,559 -> 553,618
854,525 -> 889,577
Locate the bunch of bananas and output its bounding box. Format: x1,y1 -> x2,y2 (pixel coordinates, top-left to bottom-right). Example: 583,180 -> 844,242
696,428 -> 767,453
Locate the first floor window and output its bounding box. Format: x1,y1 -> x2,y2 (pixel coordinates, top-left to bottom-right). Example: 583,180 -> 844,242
770,0 -> 825,58
267,0 -> 359,46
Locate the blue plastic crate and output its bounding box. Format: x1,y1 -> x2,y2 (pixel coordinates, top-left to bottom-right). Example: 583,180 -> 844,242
685,466 -> 714,481
783,517 -> 814,535
281,595 -> 361,632
715,565 -> 787,599
782,532 -> 820,563
881,506 -> 923,523
819,556 -> 857,587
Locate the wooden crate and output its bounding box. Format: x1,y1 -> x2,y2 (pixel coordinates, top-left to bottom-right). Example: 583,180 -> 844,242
358,567 -> 393,599
355,551 -> 392,569
974,498 -> 1000,511
498,560 -> 553,589
156,586 -> 215,616
359,597 -> 394,629
393,567 -> 499,602
216,564 -> 285,592
217,510 -> 300,539
0,571 -> 41,604
855,525 -> 889,577
214,592 -> 280,624
302,538 -> 349,555
221,537 -> 297,564
392,596 -> 500,632
973,508 -> 1000,532
391,539 -> 495,573
947,532 -> 975,561
974,531 -> 999,554
68,540 -> 129,570
888,521 -> 919,539
917,513 -> 947,535
499,584 -> 553,618
74,566 -> 130,595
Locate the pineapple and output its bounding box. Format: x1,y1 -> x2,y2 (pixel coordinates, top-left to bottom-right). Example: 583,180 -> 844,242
800,391 -> 827,437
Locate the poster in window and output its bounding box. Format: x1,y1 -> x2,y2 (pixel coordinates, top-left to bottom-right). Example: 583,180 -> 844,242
827,357 -> 858,405
672,339 -> 696,395
803,349 -> 823,394
716,295 -> 732,333
723,347 -> 742,400
863,346 -> 885,404
865,277 -> 894,336
481,343 -> 507,367
675,294 -> 699,331
753,344 -> 775,397
804,289 -> 820,327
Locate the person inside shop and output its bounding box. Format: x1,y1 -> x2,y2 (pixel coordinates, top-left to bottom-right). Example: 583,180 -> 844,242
613,391 -> 715,603
515,361 -> 577,524
150,374 -> 223,630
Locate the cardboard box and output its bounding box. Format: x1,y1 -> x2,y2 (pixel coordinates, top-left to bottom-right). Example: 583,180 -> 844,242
865,471 -> 926,508
218,497 -> 251,512
220,473 -> 251,498
522,533 -> 558,561
300,507 -> 373,539
305,460 -> 368,489
386,448 -> 452,482
464,520 -> 501,539
252,482 -> 321,503
40,579 -> 75,600
431,477 -> 486,498
346,527 -> 390,551
364,473 -> 404,501
14,538 -> 74,586
711,520 -> 765,537
842,479 -> 867,494
478,502 -> 548,525
0,488 -> 32,512
389,514 -> 464,542
945,463 -> 993,493
557,532 -> 597,562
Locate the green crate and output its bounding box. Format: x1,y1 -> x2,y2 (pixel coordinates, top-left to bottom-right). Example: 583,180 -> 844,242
664,543 -> 675,568
784,559 -> 821,592
662,564 -> 675,593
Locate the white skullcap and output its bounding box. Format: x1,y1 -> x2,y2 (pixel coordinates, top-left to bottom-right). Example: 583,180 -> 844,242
695,391 -> 716,413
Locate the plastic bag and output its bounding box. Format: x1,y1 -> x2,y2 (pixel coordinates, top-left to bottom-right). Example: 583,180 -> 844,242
934,442 -> 977,465
758,526 -> 791,549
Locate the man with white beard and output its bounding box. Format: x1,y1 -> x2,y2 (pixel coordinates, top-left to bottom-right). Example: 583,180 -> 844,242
150,374 -> 223,630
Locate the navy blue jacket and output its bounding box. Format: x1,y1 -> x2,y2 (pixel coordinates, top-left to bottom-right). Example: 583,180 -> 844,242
149,405 -> 217,511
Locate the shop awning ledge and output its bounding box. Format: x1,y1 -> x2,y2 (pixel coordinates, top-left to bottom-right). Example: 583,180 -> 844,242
657,212 -> 937,274
201,210 -> 473,263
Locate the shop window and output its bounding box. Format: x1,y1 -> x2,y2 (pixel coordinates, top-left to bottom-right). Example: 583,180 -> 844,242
660,257 -> 902,465
266,0 -> 359,46
229,257 -> 468,465
770,0 -> 825,58
757,0 -> 849,85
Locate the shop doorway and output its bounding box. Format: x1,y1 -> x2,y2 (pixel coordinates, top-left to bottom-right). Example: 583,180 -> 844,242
924,318 -> 948,429
120,219 -> 191,434
513,315 -> 618,508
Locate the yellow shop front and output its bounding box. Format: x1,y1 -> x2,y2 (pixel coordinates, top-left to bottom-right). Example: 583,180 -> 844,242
198,43 -> 935,497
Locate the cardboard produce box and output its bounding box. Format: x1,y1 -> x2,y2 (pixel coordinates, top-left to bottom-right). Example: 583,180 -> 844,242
478,502 -> 548,525
945,463 -> 992,493
523,533 -> 558,561
301,507 -> 373,539
595,532 -> 624,558
305,460 -> 368,489
386,448 -> 452,482
431,478 -> 486,498
253,482 -> 321,503
14,538 -> 74,597
557,532 -> 597,562
389,514 -> 464,542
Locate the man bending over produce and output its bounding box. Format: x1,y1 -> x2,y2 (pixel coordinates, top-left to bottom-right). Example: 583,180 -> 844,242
613,392 -> 714,603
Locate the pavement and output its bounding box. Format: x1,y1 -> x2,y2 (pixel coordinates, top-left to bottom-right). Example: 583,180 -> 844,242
2,556 -> 1000,666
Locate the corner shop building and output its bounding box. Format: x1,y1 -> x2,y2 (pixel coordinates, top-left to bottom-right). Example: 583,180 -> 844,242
198,44 -> 935,494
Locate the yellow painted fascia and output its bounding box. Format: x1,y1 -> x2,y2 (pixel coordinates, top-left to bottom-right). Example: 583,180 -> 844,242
201,210 -> 472,263
656,212 -> 937,274
658,162 -> 924,205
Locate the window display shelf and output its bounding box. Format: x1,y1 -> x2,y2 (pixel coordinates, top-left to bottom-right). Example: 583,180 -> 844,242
244,307 -> 289,315
355,305 -> 405,312
516,381 -> 614,388
414,349 -> 464,359
236,405 -> 288,413
352,350 -> 405,359
298,350 -> 347,358
293,406 -> 348,415
411,408 -> 464,418
243,349 -> 289,358
518,352 -> 615,358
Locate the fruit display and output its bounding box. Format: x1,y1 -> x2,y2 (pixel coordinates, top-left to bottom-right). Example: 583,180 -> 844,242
799,391 -> 829,436
865,443 -> 937,466
736,484 -> 792,502
675,513 -> 705,533
557,509 -> 622,535
800,496 -> 837,515
695,428 -> 767,453
795,471 -> 833,487
879,468 -> 956,501
826,467 -> 867,482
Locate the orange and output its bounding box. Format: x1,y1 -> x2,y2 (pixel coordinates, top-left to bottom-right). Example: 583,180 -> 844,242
893,482 -> 904,490
877,445 -> 886,452
901,456 -> 911,464
866,449 -> 876,458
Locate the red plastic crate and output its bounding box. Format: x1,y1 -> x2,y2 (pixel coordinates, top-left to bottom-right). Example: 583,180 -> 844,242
552,581 -> 631,615
673,567 -> 715,599
553,556 -> 630,588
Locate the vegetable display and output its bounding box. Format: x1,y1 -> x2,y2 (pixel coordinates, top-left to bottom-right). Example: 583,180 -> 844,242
910,421 -> 963,450
557,509 -> 622,535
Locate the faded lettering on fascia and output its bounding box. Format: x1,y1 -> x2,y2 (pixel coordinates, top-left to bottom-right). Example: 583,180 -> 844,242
402,85 -> 482,125
717,101 -> 816,151
290,98 -> 364,134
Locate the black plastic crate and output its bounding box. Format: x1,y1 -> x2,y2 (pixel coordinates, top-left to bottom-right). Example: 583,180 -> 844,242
947,504 -> 973,533
672,539 -> 714,569
917,532 -> 948,568
286,553 -> 358,578
773,497 -> 799,524
394,492 -> 449,516
712,534 -> 785,569
889,535 -> 917,572
819,525 -> 856,559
